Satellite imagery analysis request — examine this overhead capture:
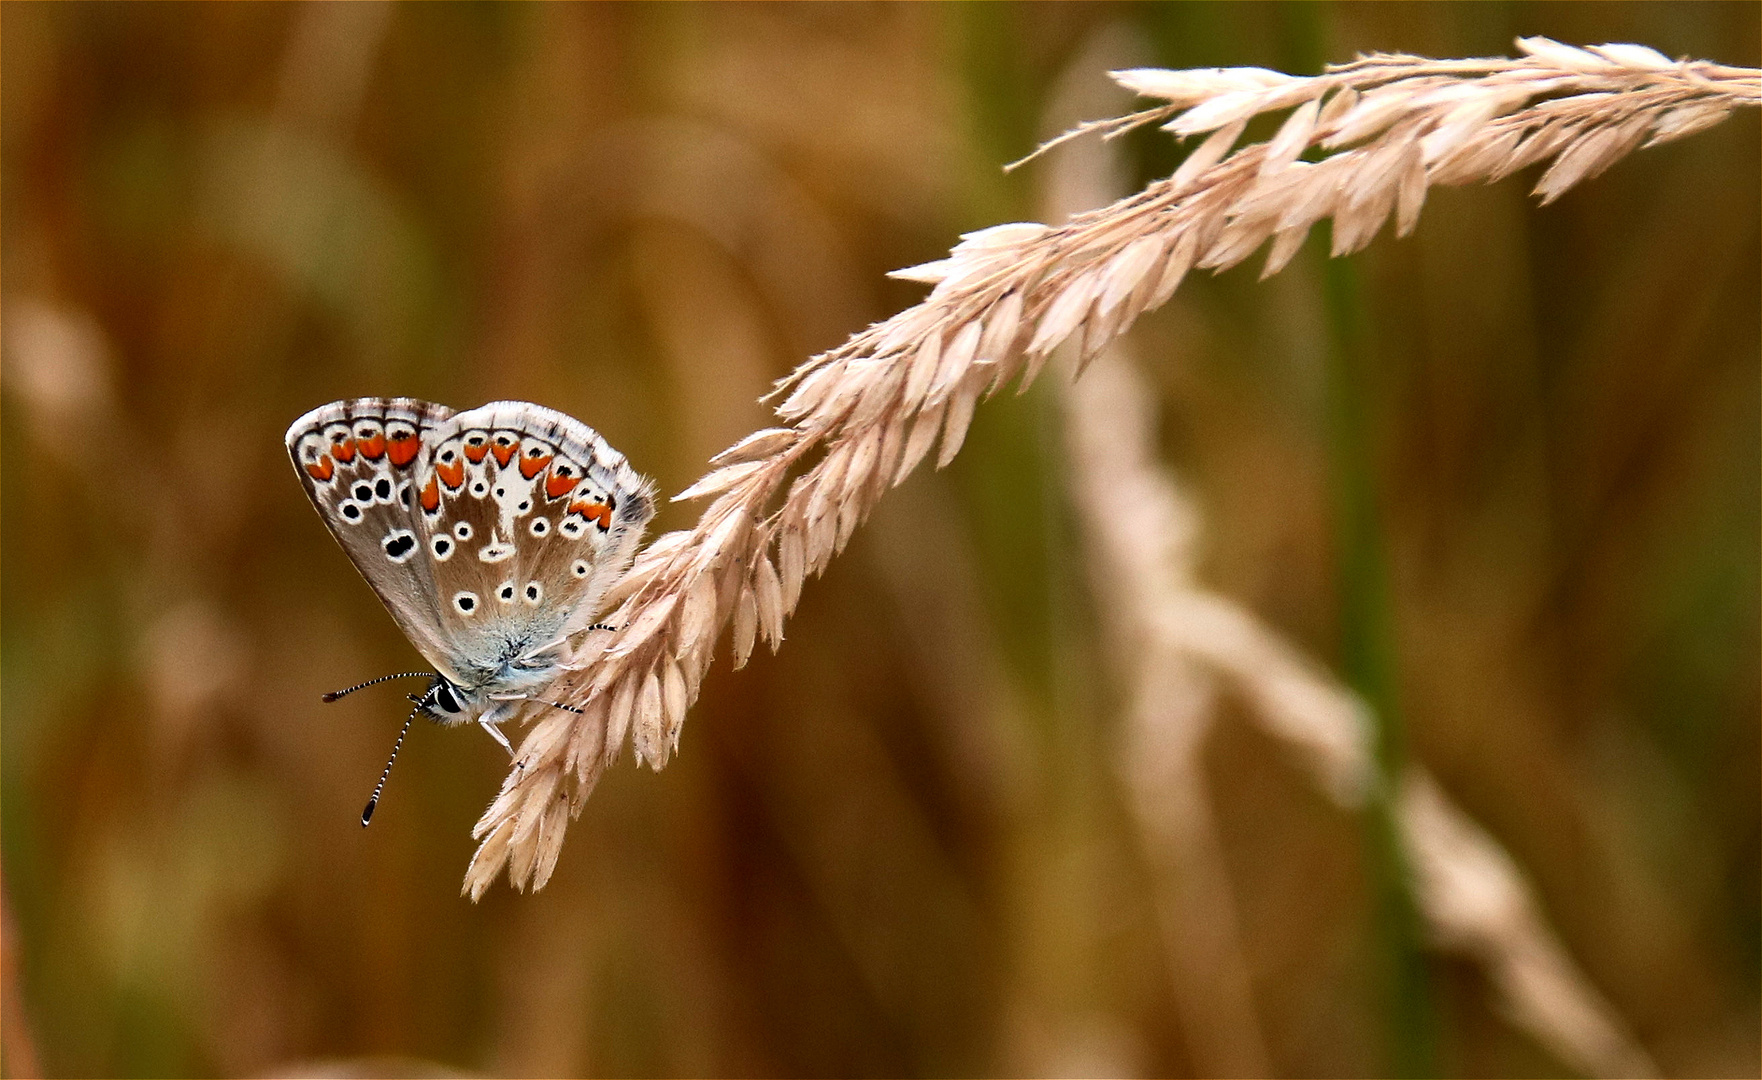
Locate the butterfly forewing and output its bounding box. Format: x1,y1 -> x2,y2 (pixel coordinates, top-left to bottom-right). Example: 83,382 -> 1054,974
288,398 -> 654,697
287,398 -> 462,678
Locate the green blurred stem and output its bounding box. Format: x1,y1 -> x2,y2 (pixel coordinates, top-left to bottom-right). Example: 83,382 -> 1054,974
1320,252 -> 1440,1078
1271,3 -> 1438,1068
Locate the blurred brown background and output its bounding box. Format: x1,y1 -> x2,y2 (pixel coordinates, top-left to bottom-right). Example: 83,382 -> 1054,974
1,3 -> 1755,1077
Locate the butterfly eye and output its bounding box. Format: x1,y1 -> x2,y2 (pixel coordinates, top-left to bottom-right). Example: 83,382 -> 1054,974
431,536 -> 453,560
353,483 -> 374,502
527,446 -> 543,457
529,518 -> 549,536
524,583 -> 542,604
454,522 -> 473,540
571,560 -> 589,577
374,478 -> 393,501
340,501 -> 363,522
453,592 -> 478,614
441,450 -> 456,463
497,583 -> 515,602
561,519 -> 582,537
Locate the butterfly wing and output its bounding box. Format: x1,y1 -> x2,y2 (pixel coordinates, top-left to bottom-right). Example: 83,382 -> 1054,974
290,398 -> 655,696
286,398 -> 464,679
415,401 -> 655,691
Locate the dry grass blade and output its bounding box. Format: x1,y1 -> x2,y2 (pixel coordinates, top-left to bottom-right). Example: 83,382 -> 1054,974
1400,773 -> 1660,1078
1063,343 -> 1274,1078
1063,326 -> 1653,1078
460,36 -> 1759,899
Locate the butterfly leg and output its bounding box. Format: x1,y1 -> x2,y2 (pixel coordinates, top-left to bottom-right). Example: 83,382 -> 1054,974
491,691 -> 583,716
480,719 -> 515,758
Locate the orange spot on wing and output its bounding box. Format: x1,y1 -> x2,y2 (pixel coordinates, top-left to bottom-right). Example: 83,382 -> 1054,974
570,501 -> 613,529
359,433 -> 386,460
436,460 -> 465,489
519,452 -> 553,479
420,476 -> 441,512
331,438 -> 356,462
544,471 -> 576,499
463,441 -> 488,464
305,456 -> 335,482
491,441 -> 516,467
388,435 -> 420,467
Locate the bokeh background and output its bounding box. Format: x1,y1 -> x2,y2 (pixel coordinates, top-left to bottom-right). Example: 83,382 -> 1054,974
2,3 -> 1756,1077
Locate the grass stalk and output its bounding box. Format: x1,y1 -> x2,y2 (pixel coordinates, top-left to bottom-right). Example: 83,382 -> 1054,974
1320,250 -> 1439,1077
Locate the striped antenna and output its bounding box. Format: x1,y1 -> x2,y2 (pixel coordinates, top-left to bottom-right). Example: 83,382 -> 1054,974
361,701 -> 422,827
322,671 -> 432,703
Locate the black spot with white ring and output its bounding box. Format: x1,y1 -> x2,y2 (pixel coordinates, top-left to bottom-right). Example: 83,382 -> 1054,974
382,530 -> 417,563
339,500 -> 363,522
431,535 -> 454,561
454,522 -> 473,540
374,477 -> 393,502
498,582 -> 516,603
530,518 -> 550,537
353,482 -> 374,502
571,560 -> 590,578
524,582 -> 542,604
453,591 -> 479,614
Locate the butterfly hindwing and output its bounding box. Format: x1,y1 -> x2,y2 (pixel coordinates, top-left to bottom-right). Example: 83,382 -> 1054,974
418,402 -> 654,687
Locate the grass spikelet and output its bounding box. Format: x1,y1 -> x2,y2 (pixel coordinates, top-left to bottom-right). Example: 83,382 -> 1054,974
461,35 -> 1759,897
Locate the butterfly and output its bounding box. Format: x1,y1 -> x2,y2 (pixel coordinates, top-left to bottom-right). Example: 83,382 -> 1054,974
286,398 -> 655,823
